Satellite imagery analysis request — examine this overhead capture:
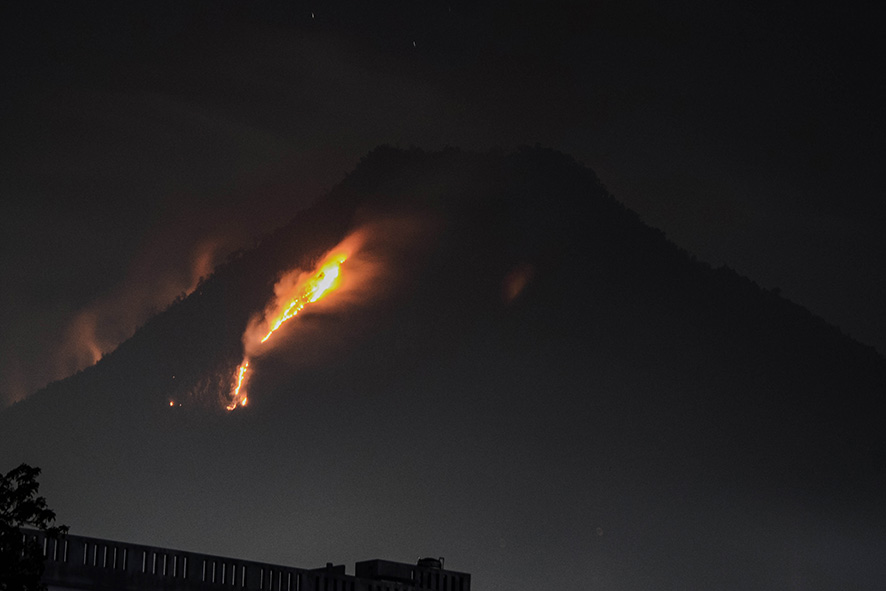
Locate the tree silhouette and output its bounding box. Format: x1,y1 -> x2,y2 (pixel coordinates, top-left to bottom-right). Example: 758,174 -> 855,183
0,464 -> 67,591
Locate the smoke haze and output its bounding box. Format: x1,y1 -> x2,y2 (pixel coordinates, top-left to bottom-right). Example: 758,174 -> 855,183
1,147 -> 883,589
232,214 -> 439,409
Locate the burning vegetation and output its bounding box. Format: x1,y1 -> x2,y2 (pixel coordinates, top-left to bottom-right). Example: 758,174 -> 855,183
226,245 -> 353,410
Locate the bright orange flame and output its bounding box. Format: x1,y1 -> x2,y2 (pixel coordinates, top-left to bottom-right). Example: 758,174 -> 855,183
226,361 -> 250,411
261,253 -> 347,343
226,250 -> 349,411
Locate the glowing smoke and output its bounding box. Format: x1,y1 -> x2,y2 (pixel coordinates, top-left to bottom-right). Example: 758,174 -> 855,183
226,232 -> 365,410
224,216 -> 436,411
503,263 -> 535,303
30,238 -> 226,402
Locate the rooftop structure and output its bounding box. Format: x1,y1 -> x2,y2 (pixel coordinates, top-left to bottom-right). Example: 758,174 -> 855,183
21,529 -> 470,591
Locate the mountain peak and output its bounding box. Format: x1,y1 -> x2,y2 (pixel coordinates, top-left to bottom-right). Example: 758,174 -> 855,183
2,146 -> 883,588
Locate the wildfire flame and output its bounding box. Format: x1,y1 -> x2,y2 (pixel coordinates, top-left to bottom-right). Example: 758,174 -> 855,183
260,254 -> 347,343
226,361 -> 250,411
226,249 -> 350,410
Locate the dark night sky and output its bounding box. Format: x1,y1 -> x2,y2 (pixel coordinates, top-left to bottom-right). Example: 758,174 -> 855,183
2,1 -> 885,588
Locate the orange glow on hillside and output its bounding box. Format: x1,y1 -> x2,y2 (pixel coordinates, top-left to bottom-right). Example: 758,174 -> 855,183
261,253 -> 347,343
226,361 -> 250,411
226,248 -> 351,411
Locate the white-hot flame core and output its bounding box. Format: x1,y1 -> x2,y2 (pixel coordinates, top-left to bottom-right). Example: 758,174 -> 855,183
226,249 -> 350,410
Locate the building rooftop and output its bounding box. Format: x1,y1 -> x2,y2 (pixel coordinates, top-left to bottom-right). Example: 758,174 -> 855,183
22,529 -> 470,591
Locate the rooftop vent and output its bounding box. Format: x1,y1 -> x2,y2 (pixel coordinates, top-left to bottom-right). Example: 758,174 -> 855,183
417,557 -> 443,569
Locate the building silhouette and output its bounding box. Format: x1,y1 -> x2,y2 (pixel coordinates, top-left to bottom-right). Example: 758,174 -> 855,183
23,529 -> 470,591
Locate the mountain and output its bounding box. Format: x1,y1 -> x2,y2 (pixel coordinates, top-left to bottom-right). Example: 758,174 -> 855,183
2,146 -> 884,589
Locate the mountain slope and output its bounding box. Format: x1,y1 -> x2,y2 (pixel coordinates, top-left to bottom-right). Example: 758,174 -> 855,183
2,146 -> 884,590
